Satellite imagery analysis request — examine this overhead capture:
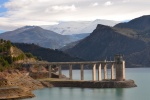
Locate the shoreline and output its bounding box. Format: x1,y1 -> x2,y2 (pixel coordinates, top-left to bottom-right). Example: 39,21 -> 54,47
0,79 -> 137,99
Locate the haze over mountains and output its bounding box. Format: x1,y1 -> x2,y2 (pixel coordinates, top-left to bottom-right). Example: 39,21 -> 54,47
41,19 -> 118,35
0,19 -> 118,49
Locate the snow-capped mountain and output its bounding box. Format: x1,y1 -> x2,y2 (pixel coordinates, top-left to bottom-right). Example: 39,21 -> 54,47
41,19 -> 119,35
0,26 -> 72,49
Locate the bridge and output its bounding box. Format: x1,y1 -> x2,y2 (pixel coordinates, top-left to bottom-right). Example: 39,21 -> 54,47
21,55 -> 125,81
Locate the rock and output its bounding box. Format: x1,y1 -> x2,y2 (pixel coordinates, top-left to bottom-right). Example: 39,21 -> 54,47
0,70 -> 45,99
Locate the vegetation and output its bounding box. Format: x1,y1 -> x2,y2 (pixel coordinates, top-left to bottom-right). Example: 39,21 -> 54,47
0,39 -> 37,71
13,43 -> 83,62
0,39 -> 12,71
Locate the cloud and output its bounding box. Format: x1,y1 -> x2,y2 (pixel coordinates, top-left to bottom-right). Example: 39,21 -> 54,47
51,5 -> 77,11
0,0 -> 150,31
122,0 -> 130,3
91,2 -> 99,7
104,1 -> 113,6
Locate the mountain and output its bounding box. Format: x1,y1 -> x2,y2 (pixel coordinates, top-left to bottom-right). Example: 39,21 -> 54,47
115,15 -> 150,42
64,15 -> 150,67
115,15 -> 150,31
0,26 -> 72,49
13,43 -> 82,62
65,24 -> 146,60
41,19 -> 119,35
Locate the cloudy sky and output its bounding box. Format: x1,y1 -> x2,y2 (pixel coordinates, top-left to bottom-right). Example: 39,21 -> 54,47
0,0 -> 150,32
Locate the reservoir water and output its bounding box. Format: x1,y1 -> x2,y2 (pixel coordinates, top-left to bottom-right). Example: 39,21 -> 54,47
23,68 -> 150,100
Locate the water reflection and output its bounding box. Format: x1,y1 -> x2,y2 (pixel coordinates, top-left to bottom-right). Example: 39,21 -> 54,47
23,68 -> 150,100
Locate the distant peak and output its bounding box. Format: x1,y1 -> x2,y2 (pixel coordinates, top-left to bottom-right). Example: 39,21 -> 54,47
17,25 -> 40,31
22,25 -> 39,29
96,24 -> 111,29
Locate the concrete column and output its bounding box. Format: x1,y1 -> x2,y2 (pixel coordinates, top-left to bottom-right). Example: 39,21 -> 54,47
115,61 -> 125,81
58,65 -> 62,78
98,64 -> 102,81
80,64 -> 84,80
69,64 -> 72,80
48,65 -> 51,78
123,61 -> 125,80
111,63 -> 115,80
92,64 -> 96,81
104,63 -> 107,80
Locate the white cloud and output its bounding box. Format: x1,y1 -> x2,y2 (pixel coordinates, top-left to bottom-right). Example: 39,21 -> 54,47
51,5 -> 77,11
104,1 -> 113,6
91,2 -> 99,7
0,0 -> 150,31
122,0 -> 130,3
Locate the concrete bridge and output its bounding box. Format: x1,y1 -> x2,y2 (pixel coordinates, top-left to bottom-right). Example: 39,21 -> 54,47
21,55 -> 126,81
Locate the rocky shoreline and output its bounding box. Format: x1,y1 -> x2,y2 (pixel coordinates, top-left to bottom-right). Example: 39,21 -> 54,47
0,70 -> 49,100
0,70 -> 137,99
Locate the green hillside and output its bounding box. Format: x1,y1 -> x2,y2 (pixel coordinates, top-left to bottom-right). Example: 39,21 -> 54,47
0,39 -> 36,71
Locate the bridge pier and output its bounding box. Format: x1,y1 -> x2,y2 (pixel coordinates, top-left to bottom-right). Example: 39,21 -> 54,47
98,64 -> 102,81
104,63 -> 107,80
58,65 -> 62,78
111,63 -> 115,80
115,55 -> 125,81
92,64 -> 96,81
69,64 -> 72,80
81,64 -> 84,80
123,61 -> 125,80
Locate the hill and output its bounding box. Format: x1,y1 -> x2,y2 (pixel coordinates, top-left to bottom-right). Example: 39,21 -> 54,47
0,26 -> 73,49
115,15 -> 150,42
65,24 -> 146,61
0,39 -> 36,71
13,43 -> 82,62
115,15 -> 150,31
64,19 -> 150,67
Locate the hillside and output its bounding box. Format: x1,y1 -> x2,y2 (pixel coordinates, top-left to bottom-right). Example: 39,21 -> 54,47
13,43 -> 82,62
0,26 -> 73,49
65,22 -> 150,67
65,24 -> 146,59
0,39 -> 36,71
115,15 -> 150,42
115,15 -> 150,31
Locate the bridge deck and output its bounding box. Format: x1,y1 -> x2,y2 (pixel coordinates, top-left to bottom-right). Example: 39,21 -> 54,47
21,61 -> 115,65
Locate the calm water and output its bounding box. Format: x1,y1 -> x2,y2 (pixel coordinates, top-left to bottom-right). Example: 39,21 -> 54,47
23,68 -> 150,100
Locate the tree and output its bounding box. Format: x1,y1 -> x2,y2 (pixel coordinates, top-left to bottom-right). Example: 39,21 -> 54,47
6,40 -> 12,49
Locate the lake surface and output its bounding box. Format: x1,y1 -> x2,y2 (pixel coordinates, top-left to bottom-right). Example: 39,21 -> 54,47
23,68 -> 150,100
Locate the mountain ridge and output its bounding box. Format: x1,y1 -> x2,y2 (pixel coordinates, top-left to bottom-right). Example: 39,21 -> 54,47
0,26 -> 73,49
65,24 -> 146,62
41,19 -> 119,35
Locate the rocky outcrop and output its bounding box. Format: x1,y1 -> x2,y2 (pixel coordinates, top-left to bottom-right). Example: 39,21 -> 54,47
0,70 -> 45,99
0,87 -> 34,99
